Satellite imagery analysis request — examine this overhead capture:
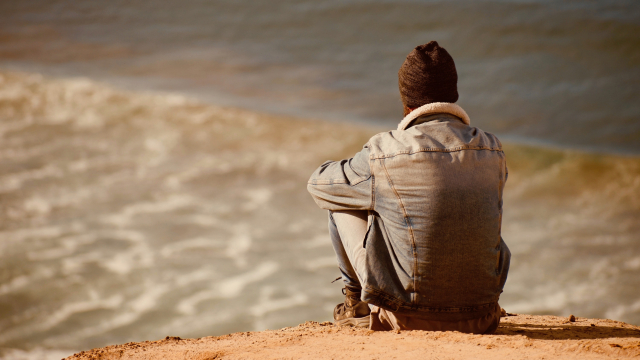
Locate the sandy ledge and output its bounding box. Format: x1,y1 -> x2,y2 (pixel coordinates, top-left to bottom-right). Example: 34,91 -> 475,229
66,314 -> 640,359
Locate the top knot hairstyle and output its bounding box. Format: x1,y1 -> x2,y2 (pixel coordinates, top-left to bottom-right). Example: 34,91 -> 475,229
398,41 -> 459,110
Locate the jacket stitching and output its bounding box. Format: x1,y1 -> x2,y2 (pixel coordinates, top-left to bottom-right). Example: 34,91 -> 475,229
307,179 -> 348,185
349,175 -> 369,186
307,175 -> 371,186
370,146 -> 502,160
380,158 -> 418,304
370,158 -> 375,209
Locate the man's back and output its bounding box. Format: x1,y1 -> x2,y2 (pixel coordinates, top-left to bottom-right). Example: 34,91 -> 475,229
308,105 -> 510,320
364,110 -> 509,313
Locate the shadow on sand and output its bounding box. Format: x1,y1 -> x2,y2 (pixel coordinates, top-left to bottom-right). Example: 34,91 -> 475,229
496,321 -> 640,341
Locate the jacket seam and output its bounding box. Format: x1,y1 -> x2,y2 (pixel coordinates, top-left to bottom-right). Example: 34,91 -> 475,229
370,158 -> 375,209
307,175 -> 371,186
370,146 -> 502,160
307,179 -> 347,185
350,175 -> 369,186
380,158 -> 418,304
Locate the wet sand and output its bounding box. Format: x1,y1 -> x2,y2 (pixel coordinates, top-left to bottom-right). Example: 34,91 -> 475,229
66,315 -> 640,360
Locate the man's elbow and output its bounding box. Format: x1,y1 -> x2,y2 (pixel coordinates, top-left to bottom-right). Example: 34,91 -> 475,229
306,183 -> 324,207
307,184 -> 338,210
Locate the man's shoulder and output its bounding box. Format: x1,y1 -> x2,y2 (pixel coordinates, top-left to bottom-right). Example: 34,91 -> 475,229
366,121 -> 503,159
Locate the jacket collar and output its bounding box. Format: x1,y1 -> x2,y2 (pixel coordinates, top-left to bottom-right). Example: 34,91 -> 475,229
397,102 -> 470,131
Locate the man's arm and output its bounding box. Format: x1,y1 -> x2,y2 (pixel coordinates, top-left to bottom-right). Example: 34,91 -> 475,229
307,145 -> 373,211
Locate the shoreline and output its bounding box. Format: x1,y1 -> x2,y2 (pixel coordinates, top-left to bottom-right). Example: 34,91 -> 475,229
65,315 -> 640,359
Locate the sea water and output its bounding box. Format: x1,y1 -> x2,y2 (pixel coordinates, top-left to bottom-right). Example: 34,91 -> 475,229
0,0 -> 639,358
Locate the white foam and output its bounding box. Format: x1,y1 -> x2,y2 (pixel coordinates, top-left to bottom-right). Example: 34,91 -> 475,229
60,230 -> 152,275
27,234 -> 97,261
0,266 -> 55,297
249,286 -> 308,317
303,234 -> 331,249
98,230 -> 153,274
0,348 -> 76,360
102,195 -> 194,227
174,266 -> 218,287
0,164 -> 64,193
162,158 -> 217,189
605,298 -> 640,322
22,197 -> 52,215
21,187 -> 94,218
160,237 -> 225,258
129,283 -> 170,314
66,156 -> 119,173
42,294 -> 124,331
225,226 -> 252,267
60,251 -> 100,275
181,214 -> 220,227
305,256 -> 337,270
0,293 -> 123,344
0,118 -> 31,138
504,281 -> 606,316
241,188 -> 272,211
286,218 -> 319,234
176,261 -> 279,315
45,282 -> 171,346
588,258 -> 620,280
101,242 -> 153,275
155,306 -> 237,336
143,132 -> 179,166
0,226 -> 63,248
0,275 -> 30,296
623,256 -> 640,270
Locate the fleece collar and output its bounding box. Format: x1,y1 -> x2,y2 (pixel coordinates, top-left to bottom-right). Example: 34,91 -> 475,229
397,102 -> 470,131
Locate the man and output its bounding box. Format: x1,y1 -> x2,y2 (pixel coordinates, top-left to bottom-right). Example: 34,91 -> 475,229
307,41 -> 510,333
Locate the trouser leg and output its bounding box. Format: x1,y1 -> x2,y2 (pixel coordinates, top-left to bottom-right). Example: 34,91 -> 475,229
497,237 -> 511,291
328,210 -> 369,291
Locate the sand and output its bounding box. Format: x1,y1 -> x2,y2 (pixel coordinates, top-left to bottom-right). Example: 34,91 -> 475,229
66,314 -> 640,360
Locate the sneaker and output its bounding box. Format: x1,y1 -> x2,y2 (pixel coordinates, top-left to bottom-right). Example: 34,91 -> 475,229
333,287 -> 371,328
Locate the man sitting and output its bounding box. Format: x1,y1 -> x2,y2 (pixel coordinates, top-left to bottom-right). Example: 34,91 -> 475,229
307,41 -> 511,333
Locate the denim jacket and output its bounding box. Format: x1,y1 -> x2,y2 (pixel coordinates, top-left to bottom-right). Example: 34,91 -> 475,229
308,102 -> 510,321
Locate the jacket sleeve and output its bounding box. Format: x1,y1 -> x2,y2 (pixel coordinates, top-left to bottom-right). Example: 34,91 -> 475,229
307,145 -> 373,211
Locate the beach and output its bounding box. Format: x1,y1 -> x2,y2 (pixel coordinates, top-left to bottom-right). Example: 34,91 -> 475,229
1,1 -> 639,356
65,315 -> 640,360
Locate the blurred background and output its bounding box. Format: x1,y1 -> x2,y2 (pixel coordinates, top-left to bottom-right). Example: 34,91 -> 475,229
0,0 -> 638,359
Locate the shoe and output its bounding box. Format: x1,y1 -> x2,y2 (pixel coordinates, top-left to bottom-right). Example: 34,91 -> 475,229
333,286 -> 371,328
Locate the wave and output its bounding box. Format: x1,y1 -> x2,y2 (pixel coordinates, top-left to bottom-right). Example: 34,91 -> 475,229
501,144 -> 640,321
